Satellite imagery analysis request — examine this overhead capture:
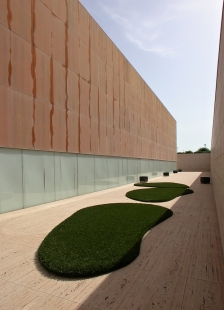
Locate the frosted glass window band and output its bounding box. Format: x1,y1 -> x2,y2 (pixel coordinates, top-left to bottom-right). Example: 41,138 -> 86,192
0,148 -> 176,213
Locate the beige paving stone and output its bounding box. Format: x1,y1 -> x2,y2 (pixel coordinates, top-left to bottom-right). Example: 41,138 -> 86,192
130,243 -> 163,271
0,172 -> 224,309
129,271 -> 187,310
152,244 -> 193,277
82,267 -> 148,310
38,274 -> 107,304
0,241 -> 36,263
22,293 -> 93,310
0,278 -> 42,310
193,229 -> 223,254
188,246 -> 224,283
182,277 -> 224,310
0,257 -> 37,281
0,233 -> 45,249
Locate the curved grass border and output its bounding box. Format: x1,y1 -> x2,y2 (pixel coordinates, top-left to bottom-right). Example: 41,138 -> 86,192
126,187 -> 193,203
134,182 -> 189,188
38,203 -> 173,278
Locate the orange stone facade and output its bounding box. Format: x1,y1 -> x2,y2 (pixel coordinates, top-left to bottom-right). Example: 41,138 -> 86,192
0,0 -> 176,161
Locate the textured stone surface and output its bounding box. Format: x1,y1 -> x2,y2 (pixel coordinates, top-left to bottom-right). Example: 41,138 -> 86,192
0,0 -> 176,161
211,6 -> 224,257
177,153 -> 211,172
0,172 -> 224,309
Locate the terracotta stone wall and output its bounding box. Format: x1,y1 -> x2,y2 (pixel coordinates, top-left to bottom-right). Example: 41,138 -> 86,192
177,153 -> 211,172
0,0 -> 176,161
211,8 -> 224,254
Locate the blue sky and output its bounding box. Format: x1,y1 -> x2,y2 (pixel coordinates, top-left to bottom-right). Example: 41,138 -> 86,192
80,0 -> 223,152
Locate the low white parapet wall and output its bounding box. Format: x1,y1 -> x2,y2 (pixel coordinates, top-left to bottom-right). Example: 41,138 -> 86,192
177,153 -> 211,172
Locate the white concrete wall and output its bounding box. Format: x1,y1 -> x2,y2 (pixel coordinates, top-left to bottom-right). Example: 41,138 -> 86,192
211,7 -> 224,255
177,153 -> 211,172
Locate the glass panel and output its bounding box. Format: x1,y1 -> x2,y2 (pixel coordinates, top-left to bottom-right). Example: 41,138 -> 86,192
23,150 -> 45,208
122,158 -> 129,184
0,146 -> 178,214
77,154 -> 95,195
127,158 -> 136,183
54,153 -> 62,201
118,157 -> 124,185
108,157 -> 119,188
0,148 -> 23,213
43,151 -> 55,203
95,155 -> 108,191
158,160 -> 163,176
148,160 -> 154,179
137,159 -> 141,181
153,160 -> 159,175
134,158 -> 138,182
60,153 -> 77,199
140,159 -> 147,177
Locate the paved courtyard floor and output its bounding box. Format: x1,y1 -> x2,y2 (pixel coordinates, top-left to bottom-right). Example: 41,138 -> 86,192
1,172 -> 224,310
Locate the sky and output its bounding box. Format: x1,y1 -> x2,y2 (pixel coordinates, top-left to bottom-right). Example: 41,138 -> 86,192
80,0 -> 223,152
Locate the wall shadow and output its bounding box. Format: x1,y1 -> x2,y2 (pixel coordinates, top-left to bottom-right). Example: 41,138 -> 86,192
33,171 -> 220,309
71,171 -> 221,309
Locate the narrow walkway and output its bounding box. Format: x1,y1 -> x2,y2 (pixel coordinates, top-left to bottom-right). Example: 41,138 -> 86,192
0,172 -> 224,309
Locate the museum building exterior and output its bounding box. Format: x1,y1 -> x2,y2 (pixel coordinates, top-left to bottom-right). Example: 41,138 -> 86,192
0,0 -> 176,213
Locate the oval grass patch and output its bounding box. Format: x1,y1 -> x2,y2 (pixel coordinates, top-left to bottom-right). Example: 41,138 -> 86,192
38,203 -> 172,278
134,182 -> 189,188
126,187 -> 193,203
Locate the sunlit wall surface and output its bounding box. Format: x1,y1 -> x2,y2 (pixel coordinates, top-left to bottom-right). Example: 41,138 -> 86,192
177,153 -> 211,172
0,0 -> 176,160
0,148 -> 176,213
0,0 -> 176,213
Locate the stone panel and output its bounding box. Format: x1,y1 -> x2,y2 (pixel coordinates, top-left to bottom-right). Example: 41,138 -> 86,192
0,85 -> 11,147
106,64 -> 113,97
90,84 -> 98,120
99,90 -> 106,123
41,0 -> 51,10
0,0 -> 8,28
90,50 -> 99,87
11,32 -> 32,96
98,29 -> 106,62
79,77 -> 89,117
106,95 -> 113,126
35,0 -> 51,56
0,24 -> 10,87
68,28 -> 79,74
80,114 -> 91,154
52,104 -> 66,152
99,122 -> 107,155
67,0 -> 79,34
34,98 -> 51,151
0,0 -> 176,164
10,90 -> 33,150
53,59 -> 66,108
79,39 -> 90,81
51,14 -> 65,66
52,0 -> 67,23
79,5 -> 89,43
10,0 -> 31,43
67,111 -> 79,153
90,119 -> 99,154
35,48 -> 51,103
67,69 -> 79,113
